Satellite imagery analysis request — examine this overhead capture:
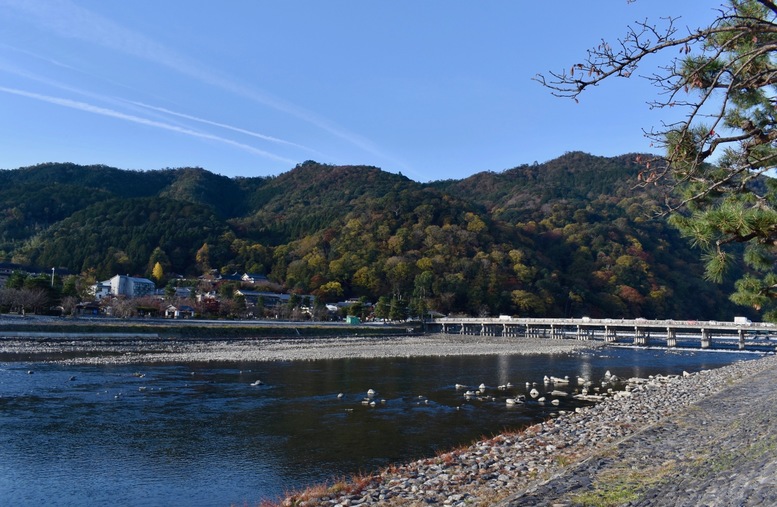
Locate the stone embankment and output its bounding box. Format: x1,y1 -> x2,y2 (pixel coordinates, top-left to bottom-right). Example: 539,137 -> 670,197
279,353 -> 777,507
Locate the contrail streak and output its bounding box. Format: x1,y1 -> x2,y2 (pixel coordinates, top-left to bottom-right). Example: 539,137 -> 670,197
128,100 -> 318,153
0,85 -> 297,164
0,0 -> 412,172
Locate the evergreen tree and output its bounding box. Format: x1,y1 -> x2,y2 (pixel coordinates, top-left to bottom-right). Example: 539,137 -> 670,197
6,271 -> 26,289
388,295 -> 408,322
61,276 -> 79,298
538,0 -> 777,320
287,293 -> 301,311
408,296 -> 427,320
374,295 -> 390,321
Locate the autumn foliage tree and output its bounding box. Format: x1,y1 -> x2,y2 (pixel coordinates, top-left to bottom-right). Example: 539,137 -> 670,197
538,0 -> 777,320
151,262 -> 164,283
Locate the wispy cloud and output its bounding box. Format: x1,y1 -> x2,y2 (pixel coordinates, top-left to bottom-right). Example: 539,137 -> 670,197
0,60 -> 315,164
0,0 -> 186,73
0,0 -> 410,171
0,42 -> 77,72
127,100 -> 322,154
0,85 -> 297,164
0,41 -> 310,151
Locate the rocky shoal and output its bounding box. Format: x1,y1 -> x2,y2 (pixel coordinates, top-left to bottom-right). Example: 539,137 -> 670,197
278,352 -> 777,507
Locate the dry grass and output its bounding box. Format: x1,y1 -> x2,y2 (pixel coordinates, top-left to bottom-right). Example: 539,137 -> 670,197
569,461 -> 677,507
434,447 -> 461,466
255,471 -> 377,507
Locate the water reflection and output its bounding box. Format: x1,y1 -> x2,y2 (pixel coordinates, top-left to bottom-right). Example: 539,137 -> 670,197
0,348 -> 759,506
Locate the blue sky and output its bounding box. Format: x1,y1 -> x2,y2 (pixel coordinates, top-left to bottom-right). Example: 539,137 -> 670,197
0,1 -> 718,182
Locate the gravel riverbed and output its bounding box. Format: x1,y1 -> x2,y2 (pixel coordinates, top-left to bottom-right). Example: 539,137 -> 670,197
0,333 -> 599,364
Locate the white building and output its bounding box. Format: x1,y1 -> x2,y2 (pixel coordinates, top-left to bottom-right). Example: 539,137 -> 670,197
92,280 -> 112,300
92,275 -> 156,299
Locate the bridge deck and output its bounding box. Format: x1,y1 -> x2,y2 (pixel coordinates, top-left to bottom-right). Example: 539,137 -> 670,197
427,317 -> 777,351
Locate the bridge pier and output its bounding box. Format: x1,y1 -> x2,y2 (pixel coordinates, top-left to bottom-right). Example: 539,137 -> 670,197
738,329 -> 745,350
701,328 -> 711,349
604,326 -> 617,343
483,324 -> 500,336
527,324 -> 544,338
576,325 -> 590,340
666,328 -> 677,348
634,327 -> 649,346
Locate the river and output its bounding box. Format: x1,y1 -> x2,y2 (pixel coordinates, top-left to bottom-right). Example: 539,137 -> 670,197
0,346 -> 759,506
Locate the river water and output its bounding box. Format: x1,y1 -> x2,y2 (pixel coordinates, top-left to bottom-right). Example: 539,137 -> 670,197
0,346 -> 759,506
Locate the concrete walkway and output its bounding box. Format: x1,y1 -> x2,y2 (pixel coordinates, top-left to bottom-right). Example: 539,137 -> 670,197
499,358 -> 777,506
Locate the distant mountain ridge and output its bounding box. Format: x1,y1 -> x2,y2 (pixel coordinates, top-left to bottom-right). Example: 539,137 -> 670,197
432,152 -> 648,219
0,153 -> 746,319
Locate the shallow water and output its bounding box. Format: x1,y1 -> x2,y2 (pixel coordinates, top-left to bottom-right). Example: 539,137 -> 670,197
0,347 -> 759,506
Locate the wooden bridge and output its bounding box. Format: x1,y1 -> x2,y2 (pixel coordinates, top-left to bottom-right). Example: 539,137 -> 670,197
427,317 -> 777,351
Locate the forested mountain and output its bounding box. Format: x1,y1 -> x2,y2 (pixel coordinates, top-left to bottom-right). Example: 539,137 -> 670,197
0,154 -> 748,320
431,152 -> 648,221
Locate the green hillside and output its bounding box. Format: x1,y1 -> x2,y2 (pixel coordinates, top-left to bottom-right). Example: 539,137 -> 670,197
0,154 -> 747,320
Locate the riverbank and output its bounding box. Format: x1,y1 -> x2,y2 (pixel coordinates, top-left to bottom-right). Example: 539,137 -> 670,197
0,315 -> 414,339
275,352 -> 777,507
501,352 -> 777,506
0,333 -> 599,364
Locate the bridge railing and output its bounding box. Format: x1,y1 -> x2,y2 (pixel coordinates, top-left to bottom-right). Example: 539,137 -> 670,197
433,316 -> 775,331
427,317 -> 777,351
